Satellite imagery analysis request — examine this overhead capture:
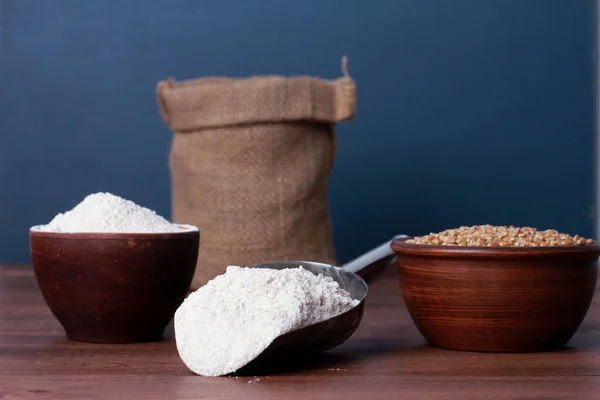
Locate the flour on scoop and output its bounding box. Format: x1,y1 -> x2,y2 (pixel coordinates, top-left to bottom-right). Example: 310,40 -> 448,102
32,192 -> 196,233
174,266 -> 359,377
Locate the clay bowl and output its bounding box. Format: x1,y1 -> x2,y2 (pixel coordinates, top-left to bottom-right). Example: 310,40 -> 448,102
391,237 -> 600,352
29,227 -> 199,343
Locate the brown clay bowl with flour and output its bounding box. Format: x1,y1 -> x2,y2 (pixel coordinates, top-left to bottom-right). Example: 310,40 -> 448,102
391,237 -> 600,352
29,227 -> 199,343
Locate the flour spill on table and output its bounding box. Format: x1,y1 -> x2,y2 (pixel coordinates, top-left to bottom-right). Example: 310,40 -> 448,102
174,266 -> 359,377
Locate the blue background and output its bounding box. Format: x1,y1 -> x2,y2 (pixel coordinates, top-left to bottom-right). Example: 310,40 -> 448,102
1,0 -> 596,263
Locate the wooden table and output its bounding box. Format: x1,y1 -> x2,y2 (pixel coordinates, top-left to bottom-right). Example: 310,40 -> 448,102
2,263 -> 600,399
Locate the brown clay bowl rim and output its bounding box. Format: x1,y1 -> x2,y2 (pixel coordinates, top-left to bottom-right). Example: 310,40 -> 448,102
391,236 -> 600,258
29,224 -> 199,240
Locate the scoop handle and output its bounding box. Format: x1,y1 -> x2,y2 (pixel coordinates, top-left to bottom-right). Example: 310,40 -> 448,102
341,235 -> 408,274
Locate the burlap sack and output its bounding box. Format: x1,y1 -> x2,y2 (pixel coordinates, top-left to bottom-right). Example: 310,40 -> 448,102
157,61 -> 355,288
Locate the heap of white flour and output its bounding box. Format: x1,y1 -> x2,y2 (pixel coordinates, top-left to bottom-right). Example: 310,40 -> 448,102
174,266 -> 360,377
32,192 -> 195,233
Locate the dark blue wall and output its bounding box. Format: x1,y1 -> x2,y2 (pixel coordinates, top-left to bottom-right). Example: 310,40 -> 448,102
1,0 -> 596,263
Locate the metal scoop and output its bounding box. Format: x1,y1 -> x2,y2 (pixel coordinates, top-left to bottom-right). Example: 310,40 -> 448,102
249,235 -> 407,360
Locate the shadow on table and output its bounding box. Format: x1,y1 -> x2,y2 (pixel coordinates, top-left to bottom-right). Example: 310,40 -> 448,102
232,352 -> 359,376
232,335 -> 421,376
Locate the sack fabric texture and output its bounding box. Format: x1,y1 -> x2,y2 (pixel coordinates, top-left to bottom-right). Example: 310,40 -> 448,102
157,67 -> 356,288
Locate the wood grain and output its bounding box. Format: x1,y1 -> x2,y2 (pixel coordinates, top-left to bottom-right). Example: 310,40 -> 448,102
2,263 -> 600,399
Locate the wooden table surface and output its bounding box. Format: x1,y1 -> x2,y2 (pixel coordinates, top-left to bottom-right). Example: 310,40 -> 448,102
2,263 -> 600,400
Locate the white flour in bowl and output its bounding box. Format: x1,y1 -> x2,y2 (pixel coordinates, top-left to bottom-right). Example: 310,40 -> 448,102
174,266 -> 360,377
31,192 -> 196,233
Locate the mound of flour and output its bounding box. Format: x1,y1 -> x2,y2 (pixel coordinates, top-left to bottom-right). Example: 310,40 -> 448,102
174,266 -> 360,377
32,192 -> 194,233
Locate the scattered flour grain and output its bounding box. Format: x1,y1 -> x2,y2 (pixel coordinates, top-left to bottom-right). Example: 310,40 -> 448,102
32,192 -> 195,233
174,266 -> 360,377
